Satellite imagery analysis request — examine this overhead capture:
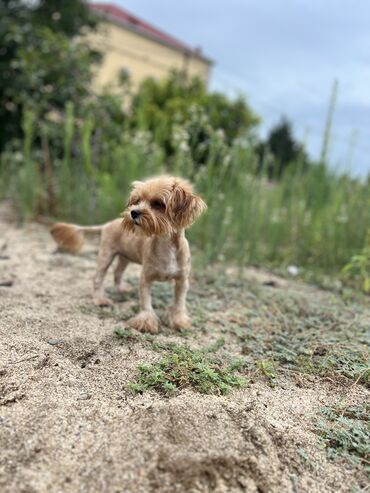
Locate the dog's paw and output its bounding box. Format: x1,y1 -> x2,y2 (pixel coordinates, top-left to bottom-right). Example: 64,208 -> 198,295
94,297 -> 113,307
128,311 -> 158,333
116,282 -> 132,294
169,308 -> 191,331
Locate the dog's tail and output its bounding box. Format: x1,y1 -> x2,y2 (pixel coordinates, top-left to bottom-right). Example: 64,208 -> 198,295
50,222 -> 104,253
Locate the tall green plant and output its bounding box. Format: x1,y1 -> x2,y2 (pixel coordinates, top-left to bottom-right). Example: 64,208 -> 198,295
320,79 -> 338,164
12,109 -> 43,219
1,104 -> 370,280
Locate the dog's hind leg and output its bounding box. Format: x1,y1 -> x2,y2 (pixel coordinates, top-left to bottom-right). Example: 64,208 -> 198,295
114,256 -> 131,293
93,246 -> 116,306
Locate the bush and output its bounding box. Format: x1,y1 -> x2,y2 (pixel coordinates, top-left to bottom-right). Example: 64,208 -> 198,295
130,71 -> 259,163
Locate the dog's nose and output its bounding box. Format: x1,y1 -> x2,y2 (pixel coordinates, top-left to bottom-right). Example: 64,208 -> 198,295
131,209 -> 141,220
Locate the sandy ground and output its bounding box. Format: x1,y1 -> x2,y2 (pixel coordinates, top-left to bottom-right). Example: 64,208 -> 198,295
0,205 -> 369,493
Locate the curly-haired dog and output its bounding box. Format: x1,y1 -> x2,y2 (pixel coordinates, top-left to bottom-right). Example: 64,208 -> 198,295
50,176 -> 207,333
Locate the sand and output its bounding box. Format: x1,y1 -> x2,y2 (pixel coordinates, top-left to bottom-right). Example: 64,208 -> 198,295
0,204 -> 368,493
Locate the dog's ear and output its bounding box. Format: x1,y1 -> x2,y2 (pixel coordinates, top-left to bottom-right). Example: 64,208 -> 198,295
169,180 -> 207,228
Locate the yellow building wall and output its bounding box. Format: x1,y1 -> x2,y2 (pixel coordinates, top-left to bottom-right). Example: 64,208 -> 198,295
88,21 -> 211,91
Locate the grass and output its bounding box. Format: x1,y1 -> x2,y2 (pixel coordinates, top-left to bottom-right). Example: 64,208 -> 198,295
256,359 -> 278,387
192,269 -> 370,388
239,331 -> 370,387
315,404 -> 370,477
1,106 -> 370,283
106,268 -> 370,391
113,326 -> 158,345
127,344 -> 246,396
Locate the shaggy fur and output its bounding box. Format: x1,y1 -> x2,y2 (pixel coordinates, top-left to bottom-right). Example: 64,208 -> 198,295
50,176 -> 207,333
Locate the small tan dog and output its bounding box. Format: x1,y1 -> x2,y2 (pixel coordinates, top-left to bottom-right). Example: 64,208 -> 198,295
50,176 -> 206,333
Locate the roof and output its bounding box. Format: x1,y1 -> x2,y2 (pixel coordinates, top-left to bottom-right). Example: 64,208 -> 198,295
89,3 -> 212,64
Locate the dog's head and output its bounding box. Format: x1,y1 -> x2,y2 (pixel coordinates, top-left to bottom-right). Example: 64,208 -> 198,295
121,176 -> 207,236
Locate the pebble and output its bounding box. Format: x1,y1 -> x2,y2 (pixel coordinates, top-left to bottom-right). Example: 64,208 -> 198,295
0,280 -> 13,287
78,393 -> 92,401
47,339 -> 59,346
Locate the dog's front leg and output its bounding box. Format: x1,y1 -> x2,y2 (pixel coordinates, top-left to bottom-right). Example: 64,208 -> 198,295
169,276 -> 191,330
128,273 -> 158,333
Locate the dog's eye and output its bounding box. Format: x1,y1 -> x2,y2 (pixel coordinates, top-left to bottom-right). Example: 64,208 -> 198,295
151,199 -> 165,210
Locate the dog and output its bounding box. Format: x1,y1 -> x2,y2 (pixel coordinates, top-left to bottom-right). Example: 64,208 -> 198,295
50,176 -> 207,333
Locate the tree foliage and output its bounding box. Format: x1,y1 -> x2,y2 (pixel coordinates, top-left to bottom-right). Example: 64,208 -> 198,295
257,117 -> 308,179
0,0 -> 98,149
130,71 -> 259,156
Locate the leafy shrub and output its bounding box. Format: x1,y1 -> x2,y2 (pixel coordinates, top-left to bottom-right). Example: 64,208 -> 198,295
130,71 -> 259,161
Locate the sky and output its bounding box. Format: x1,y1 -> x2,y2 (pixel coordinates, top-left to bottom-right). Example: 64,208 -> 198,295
98,0 -> 370,177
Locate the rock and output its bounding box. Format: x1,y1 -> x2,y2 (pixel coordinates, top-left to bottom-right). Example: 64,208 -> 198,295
78,393 -> 91,401
0,280 -> 13,287
47,339 -> 59,346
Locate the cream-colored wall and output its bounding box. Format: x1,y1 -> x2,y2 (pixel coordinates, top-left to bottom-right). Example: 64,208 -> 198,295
88,22 -> 211,91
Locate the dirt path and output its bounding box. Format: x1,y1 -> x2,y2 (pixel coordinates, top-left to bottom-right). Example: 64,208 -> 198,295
0,207 -> 369,493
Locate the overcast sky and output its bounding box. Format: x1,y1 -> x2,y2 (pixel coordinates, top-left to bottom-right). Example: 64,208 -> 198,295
99,0 -> 370,177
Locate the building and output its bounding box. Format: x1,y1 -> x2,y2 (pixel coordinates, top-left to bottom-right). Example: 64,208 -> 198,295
88,3 -> 213,91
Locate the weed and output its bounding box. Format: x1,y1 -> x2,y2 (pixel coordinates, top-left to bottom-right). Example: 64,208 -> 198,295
297,447 -> 321,473
342,230 -> 370,293
127,345 -> 245,395
315,404 -> 370,477
113,327 -> 140,342
205,336 -> 226,353
2,104 -> 370,277
227,285 -> 370,388
256,359 -> 278,387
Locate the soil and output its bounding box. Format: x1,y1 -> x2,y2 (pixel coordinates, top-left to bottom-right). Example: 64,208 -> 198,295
0,204 -> 369,493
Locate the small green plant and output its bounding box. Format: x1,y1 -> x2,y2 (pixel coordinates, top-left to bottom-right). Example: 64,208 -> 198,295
342,230 -> 370,293
230,292 -> 369,389
256,359 -> 278,387
113,327 -> 139,341
205,336 -> 226,353
315,404 -> 370,476
113,327 -> 156,346
127,345 -> 245,395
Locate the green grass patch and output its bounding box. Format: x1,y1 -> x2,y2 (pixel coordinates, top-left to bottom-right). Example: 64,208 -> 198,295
225,286 -> 370,388
127,345 -> 246,396
113,327 -> 141,342
315,404 -> 370,477
113,327 -> 157,345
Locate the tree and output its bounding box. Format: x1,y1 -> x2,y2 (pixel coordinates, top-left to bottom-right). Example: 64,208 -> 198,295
0,0 -> 99,150
32,0 -> 96,36
257,117 -> 308,179
130,71 -> 259,159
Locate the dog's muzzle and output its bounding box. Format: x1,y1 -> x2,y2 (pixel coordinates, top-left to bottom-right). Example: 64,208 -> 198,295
131,209 -> 141,220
